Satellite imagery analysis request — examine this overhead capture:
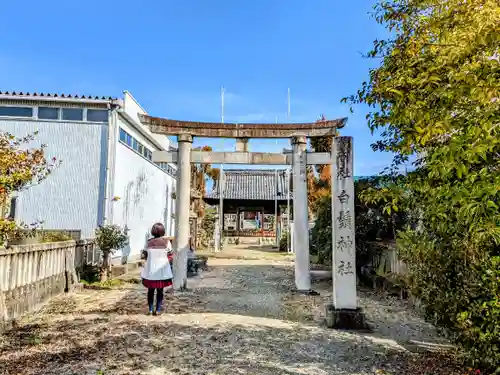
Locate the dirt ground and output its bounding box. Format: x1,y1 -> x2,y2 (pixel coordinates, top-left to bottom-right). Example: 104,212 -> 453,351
0,247 -> 463,375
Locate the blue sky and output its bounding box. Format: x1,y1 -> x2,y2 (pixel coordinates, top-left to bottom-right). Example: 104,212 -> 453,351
0,0 -> 395,176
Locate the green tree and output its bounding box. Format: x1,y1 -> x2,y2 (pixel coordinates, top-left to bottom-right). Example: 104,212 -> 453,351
95,225 -> 129,281
0,131 -> 60,246
191,145 -> 220,218
344,0 -> 499,370
307,116 -> 338,213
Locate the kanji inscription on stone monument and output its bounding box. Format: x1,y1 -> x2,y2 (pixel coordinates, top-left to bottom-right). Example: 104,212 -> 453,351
331,136 -> 357,309
336,235 -> 353,254
337,260 -> 354,276
337,210 -> 353,230
337,190 -> 350,204
299,150 -> 307,181
336,137 -> 352,179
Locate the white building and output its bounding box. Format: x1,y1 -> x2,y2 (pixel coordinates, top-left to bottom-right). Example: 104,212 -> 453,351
0,90 -> 177,262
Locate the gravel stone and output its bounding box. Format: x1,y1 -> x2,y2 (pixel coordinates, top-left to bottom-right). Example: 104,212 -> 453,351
0,255 -> 456,375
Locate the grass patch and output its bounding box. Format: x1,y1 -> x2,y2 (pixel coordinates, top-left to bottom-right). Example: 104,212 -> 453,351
82,278 -> 128,290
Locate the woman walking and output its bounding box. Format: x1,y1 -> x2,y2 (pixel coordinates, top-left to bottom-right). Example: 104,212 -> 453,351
141,223 -> 173,315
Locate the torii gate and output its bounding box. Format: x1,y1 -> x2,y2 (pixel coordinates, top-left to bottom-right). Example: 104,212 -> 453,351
139,115 -> 367,329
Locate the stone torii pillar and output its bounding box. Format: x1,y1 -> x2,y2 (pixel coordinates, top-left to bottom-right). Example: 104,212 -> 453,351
173,134 -> 192,290
291,136 -> 317,294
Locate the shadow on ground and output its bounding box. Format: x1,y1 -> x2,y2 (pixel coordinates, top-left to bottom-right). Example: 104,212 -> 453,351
0,261 -> 461,375
0,310 -> 432,375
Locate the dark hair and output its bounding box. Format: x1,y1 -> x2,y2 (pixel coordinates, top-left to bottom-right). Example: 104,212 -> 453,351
151,223 -> 166,238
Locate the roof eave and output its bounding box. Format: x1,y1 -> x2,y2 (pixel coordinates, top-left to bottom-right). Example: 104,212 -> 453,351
0,93 -> 120,106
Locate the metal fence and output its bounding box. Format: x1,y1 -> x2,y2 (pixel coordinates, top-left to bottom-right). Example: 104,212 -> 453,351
74,240 -> 101,271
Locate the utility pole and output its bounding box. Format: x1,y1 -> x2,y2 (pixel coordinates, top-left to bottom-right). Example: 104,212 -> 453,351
287,167 -> 291,252
274,169 -> 279,247
214,86 -> 226,252
219,165 -> 224,251
287,88 -> 292,252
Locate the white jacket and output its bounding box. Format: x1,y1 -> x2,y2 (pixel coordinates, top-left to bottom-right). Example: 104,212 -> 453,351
140,248 -> 173,281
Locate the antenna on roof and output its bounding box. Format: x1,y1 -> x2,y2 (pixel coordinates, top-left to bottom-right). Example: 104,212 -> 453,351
221,86 -> 225,124
287,88 -> 291,118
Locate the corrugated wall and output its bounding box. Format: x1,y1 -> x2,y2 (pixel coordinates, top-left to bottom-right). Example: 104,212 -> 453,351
1,119 -> 105,238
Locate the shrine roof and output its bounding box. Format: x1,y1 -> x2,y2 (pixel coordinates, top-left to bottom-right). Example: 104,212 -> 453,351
139,114 -> 347,138
205,169 -> 291,201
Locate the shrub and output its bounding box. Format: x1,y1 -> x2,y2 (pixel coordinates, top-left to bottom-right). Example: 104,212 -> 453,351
457,256 -> 500,370
309,195 -> 332,265
310,177 -> 403,271
343,0 -> 500,370
41,231 -> 72,243
79,264 -> 100,284
397,230 -> 500,371
95,225 -> 128,281
279,231 -> 290,252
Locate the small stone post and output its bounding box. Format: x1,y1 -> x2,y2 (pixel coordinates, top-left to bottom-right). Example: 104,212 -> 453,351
173,134 -> 192,290
326,136 -> 369,330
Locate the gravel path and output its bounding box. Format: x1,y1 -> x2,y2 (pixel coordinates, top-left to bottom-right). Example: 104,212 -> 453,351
0,257 -> 458,375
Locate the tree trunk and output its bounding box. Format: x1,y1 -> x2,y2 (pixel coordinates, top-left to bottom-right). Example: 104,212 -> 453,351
100,250 -> 111,282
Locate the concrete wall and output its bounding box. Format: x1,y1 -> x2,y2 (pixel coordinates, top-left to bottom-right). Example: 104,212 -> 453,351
111,114 -> 176,263
0,240 -> 84,331
0,119 -> 106,238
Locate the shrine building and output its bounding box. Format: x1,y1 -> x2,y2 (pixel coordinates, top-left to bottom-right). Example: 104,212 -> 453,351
204,169 -> 292,245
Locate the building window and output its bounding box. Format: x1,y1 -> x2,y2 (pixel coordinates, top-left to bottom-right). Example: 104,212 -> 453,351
38,107 -> 59,120
62,108 -> 83,121
87,109 -> 108,122
0,106 -> 33,118
119,128 -> 127,143
155,162 -> 176,177
118,127 -> 170,169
